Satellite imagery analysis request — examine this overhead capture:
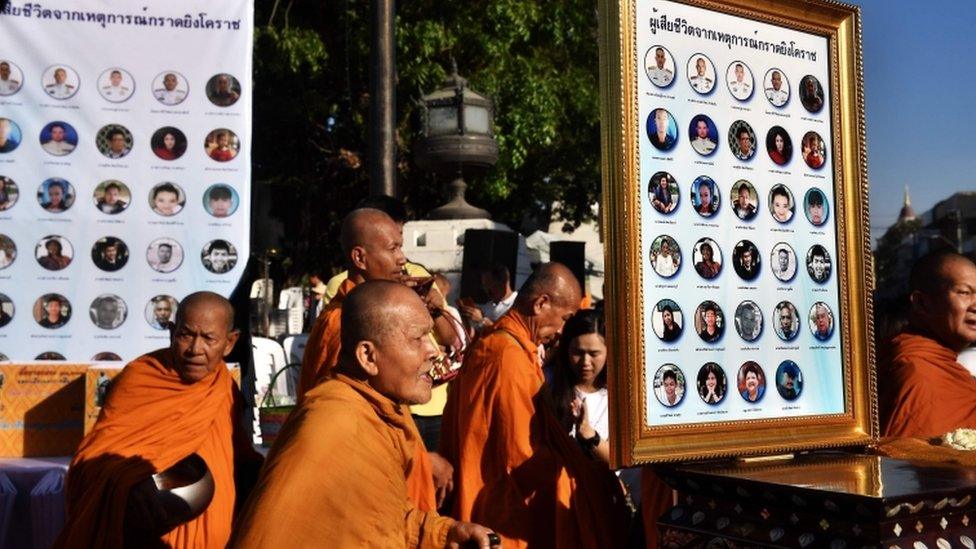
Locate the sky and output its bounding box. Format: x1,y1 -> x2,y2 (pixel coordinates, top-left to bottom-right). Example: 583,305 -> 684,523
855,0 -> 976,236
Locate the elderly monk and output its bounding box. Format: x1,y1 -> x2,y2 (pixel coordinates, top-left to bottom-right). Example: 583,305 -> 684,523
55,292 -> 261,548
232,281 -> 498,548
440,263 -> 627,548
880,251 -> 976,437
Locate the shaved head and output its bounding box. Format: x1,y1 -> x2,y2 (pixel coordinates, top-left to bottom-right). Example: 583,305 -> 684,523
910,252 -> 975,296
340,280 -> 418,354
909,251 -> 976,351
340,208 -> 396,255
514,262 -> 582,345
171,291 -> 238,383
339,208 -> 407,282
176,291 -> 234,331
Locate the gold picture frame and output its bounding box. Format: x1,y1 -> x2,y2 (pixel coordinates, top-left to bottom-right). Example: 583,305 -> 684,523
598,0 -> 875,466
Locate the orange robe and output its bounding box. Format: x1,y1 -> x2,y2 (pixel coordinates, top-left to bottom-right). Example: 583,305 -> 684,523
55,349 -> 259,548
879,331 -> 976,438
439,312 -> 627,548
231,373 -> 455,547
640,470 -> 675,549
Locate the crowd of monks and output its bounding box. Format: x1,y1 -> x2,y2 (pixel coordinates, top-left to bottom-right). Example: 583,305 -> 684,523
51,201 -> 976,548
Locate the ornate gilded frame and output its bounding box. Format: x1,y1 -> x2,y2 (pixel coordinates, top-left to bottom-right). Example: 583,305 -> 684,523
598,0 -> 875,466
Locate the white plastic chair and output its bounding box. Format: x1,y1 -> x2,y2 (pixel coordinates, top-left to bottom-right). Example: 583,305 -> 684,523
251,337 -> 292,443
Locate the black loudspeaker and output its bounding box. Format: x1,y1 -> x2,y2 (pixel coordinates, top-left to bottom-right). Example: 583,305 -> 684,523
460,229 -> 518,304
549,241 -> 586,292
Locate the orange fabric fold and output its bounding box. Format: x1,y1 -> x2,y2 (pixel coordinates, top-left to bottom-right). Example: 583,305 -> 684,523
640,469 -> 674,549
440,312 -> 628,548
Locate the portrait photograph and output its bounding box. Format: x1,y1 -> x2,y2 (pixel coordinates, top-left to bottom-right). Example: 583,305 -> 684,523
648,171 -> 678,215
0,60 -> 24,96
205,128 -> 241,162
39,121 -> 78,157
801,130 -> 827,169
0,234 -> 15,270
35,235 -> 72,271
33,293 -> 71,329
799,74 -> 825,113
651,298 -> 683,343
732,239 -> 761,282
0,176 -> 19,211
0,118 -> 22,153
686,53 -> 715,95
0,293 -> 13,328
202,239 -> 238,274
146,295 -> 178,330
768,184 -> 795,224
809,302 -> 835,342
93,180 -> 131,215
89,294 -> 127,330
737,361 -> 766,403
696,362 -> 726,405
766,126 -> 793,166
806,244 -> 833,283
41,65 -> 80,100
694,300 -> 724,344
774,300 -> 800,342
731,179 -> 758,221
146,237 -> 184,274
804,187 -> 830,226
688,114 -> 717,156
763,68 -> 790,107
204,184 -> 240,217
149,182 -> 186,217
97,67 -> 135,103
727,120 -> 756,161
776,360 -> 803,401
207,73 -> 242,107
96,124 -> 133,160
692,237 -> 722,280
690,175 -> 719,218
151,127 -> 188,161
35,352 -> 65,360
644,45 -> 676,88
653,363 -> 685,408
725,60 -> 753,101
646,108 -> 677,152
770,242 -> 798,283
91,237 -> 129,272
734,300 -> 763,342
37,178 -> 75,213
649,234 -> 680,279
152,70 -> 189,106
92,352 -> 122,362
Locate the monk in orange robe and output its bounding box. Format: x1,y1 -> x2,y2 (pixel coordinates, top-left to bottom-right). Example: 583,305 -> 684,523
880,251 -> 976,438
232,281 -> 498,548
440,263 -> 628,548
55,292 -> 262,548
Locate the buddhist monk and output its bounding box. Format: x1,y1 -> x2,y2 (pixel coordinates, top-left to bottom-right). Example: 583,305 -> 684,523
880,251 -> 976,437
232,281 -> 499,548
55,292 -> 261,548
440,263 -> 628,547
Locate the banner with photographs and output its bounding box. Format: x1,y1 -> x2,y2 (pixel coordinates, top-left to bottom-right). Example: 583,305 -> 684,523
0,1 -> 252,361
637,0 -> 840,425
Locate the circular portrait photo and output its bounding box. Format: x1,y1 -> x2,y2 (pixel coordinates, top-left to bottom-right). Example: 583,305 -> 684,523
37,178 -> 75,213
146,295 -> 178,330
96,124 -> 133,160
774,300 -> 800,342
0,60 -> 24,96
731,179 -> 758,221
205,129 -> 241,162
650,235 -> 681,279
35,352 -> 65,361
728,120 -> 756,161
0,293 -> 13,327
764,68 -> 790,107
0,235 -> 15,270
686,53 -> 716,95
647,108 -> 677,152
34,293 -> 71,329
725,61 -> 754,101
149,182 -> 186,217
693,237 -> 722,280
151,127 -> 188,161
801,131 -> 827,169
654,364 -> 686,408
805,188 -> 829,226
207,73 -> 242,107
776,360 -> 803,401
697,362 -> 727,405
766,126 -> 793,166
809,302 -> 835,341
93,180 -> 131,215
770,242 -> 798,283
91,237 -> 129,272
732,240 -> 761,282
799,75 -> 825,113
204,184 -> 239,217
89,294 -> 127,330
652,299 -> 683,343
738,361 -> 766,403
35,235 -> 72,271
0,118 -> 22,153
0,176 -> 19,211
645,45 -> 676,88
648,171 -> 678,215
42,65 -> 80,100
806,244 -> 833,284
152,71 -> 188,106
146,238 -> 184,274
39,121 -> 78,157
769,184 -> 795,224
690,175 -> 719,218
734,300 -> 763,342
688,114 -> 718,156
202,239 -> 238,274
97,67 -> 135,103
92,352 -> 122,362
695,300 -> 724,344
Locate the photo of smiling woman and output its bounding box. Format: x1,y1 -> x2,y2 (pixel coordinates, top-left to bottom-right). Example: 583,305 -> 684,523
697,362 -> 727,405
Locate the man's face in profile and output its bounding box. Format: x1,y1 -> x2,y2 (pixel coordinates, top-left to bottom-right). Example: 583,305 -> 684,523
0,64 -> 9,80
110,71 -> 122,86
811,255 -> 827,279
157,245 -> 173,264
164,73 -> 177,91
771,71 -> 782,91
97,300 -> 118,326
778,251 -> 789,272
50,126 -> 65,142
655,49 -> 665,69
54,69 -> 66,84
210,249 -> 229,270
